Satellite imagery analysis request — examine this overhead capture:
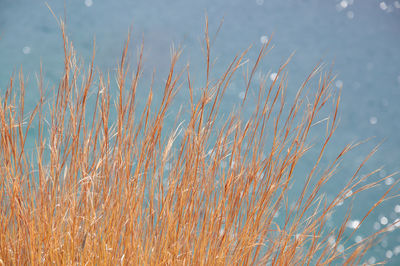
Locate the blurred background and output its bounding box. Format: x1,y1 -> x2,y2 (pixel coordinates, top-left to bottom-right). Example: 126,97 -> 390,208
0,0 -> 399,264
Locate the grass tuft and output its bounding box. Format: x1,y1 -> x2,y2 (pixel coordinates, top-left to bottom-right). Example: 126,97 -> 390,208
0,16 -> 397,265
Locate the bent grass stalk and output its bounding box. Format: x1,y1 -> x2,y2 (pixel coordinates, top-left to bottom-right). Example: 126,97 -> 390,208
0,17 -> 397,265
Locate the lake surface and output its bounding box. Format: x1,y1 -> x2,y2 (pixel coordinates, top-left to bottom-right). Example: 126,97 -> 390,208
1,0 -> 399,264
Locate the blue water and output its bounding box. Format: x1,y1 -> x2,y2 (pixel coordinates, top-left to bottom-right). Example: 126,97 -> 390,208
1,0 -> 399,264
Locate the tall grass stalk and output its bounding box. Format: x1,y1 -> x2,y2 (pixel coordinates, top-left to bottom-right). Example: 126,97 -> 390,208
0,17 -> 397,265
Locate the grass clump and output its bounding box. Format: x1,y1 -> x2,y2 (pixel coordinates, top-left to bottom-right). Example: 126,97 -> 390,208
0,16 -> 397,265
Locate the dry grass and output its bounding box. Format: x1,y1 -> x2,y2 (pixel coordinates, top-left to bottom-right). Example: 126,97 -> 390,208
0,16 -> 397,265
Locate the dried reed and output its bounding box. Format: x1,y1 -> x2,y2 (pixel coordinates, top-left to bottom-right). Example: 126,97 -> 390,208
0,16 -> 397,265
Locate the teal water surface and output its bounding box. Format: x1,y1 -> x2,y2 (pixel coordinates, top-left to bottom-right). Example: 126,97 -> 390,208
1,0 -> 399,264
